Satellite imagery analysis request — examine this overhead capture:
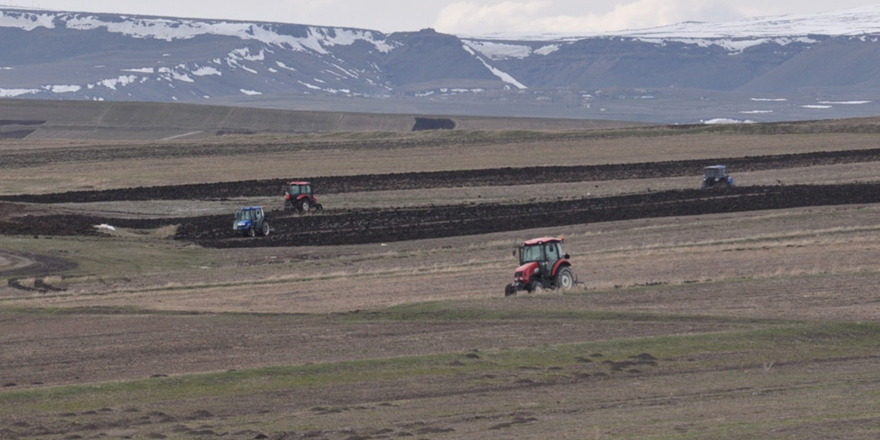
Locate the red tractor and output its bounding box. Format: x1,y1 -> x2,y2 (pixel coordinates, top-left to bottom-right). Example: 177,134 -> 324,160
283,181 -> 323,212
505,237 -> 579,296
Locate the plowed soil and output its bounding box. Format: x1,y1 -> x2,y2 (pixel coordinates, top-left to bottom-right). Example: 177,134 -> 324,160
5,147 -> 880,204
5,183 -> 880,249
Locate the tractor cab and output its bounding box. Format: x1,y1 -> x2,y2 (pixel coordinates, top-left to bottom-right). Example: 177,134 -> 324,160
702,165 -> 734,189
284,181 -> 323,212
505,237 -> 579,296
233,206 -> 270,237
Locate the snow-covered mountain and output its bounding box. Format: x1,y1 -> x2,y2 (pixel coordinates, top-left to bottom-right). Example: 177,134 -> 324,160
1,6 -> 880,122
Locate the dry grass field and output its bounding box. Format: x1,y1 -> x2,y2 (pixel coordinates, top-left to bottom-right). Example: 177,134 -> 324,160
3,106 -> 880,439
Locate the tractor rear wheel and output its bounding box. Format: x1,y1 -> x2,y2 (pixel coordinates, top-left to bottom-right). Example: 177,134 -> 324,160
261,221 -> 270,237
298,198 -> 311,212
556,267 -> 574,290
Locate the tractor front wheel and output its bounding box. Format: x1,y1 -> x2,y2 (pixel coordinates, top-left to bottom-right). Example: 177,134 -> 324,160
261,221 -> 270,237
529,280 -> 543,294
556,267 -> 574,290
248,227 -> 256,238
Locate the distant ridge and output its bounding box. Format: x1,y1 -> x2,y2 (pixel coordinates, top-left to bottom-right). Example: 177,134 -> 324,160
1,7 -> 880,123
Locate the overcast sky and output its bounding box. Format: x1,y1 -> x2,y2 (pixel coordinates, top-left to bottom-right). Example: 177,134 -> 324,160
6,0 -> 880,34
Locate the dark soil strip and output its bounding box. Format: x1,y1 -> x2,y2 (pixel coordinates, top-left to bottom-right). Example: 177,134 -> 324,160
0,120 -> 45,126
178,183 -> 880,248
4,183 -> 879,248
7,278 -> 67,293
413,118 -> 456,131
0,130 -> 36,139
6,148 -> 880,205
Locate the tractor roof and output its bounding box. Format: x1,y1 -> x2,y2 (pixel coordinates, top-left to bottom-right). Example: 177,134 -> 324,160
239,206 -> 264,211
705,165 -> 727,170
287,181 -> 311,185
523,237 -> 563,246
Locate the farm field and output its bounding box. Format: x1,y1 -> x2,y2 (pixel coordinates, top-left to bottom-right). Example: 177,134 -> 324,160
3,109 -> 880,439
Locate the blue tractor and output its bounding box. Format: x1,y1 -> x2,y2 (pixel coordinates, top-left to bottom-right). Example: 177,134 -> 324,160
233,206 -> 270,237
702,165 -> 734,189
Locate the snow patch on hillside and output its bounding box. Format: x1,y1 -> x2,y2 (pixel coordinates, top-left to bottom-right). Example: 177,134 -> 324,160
534,44 -> 560,55
317,28 -> 396,53
0,11 -> 396,55
0,10 -> 55,31
122,67 -> 155,74
232,47 -> 266,61
276,61 -> 297,71
0,88 -> 39,97
298,81 -> 322,90
464,40 -> 531,59
702,118 -> 755,124
44,85 -> 81,93
461,44 -> 527,88
98,75 -> 138,90
192,66 -> 222,76
621,5 -> 880,40
55,13 -> 394,55
639,36 -> 817,53
818,100 -> 870,105
475,56 -> 527,89
463,41 -> 563,59
466,5 -> 880,53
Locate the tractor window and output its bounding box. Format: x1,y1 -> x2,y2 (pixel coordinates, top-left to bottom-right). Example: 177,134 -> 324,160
289,185 -> 301,196
522,245 -> 544,263
705,168 -> 726,178
237,210 -> 255,221
545,243 -> 560,261
305,185 -> 312,195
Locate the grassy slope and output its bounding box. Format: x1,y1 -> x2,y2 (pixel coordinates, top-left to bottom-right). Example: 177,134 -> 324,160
1,314 -> 877,439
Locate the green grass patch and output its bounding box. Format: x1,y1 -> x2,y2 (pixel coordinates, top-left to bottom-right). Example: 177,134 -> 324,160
3,322 -> 877,416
